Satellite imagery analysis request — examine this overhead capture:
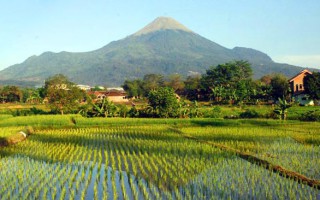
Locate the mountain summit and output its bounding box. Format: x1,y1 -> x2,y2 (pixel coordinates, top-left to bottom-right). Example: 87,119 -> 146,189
133,17 -> 193,36
0,17 -> 308,87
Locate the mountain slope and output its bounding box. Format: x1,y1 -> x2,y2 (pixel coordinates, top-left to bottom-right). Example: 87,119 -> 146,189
0,17 -> 311,86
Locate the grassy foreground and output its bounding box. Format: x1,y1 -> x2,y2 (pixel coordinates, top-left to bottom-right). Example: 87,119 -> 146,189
0,115 -> 319,199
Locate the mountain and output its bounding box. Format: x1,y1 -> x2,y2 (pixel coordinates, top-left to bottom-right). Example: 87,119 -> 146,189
133,16 -> 193,35
0,17 -> 313,87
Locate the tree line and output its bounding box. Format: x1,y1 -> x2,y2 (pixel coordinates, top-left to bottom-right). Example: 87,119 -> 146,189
0,60 -> 319,118
123,60 -> 320,104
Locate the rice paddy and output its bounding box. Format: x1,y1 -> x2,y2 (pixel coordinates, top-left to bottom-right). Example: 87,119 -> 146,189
0,115 -> 319,199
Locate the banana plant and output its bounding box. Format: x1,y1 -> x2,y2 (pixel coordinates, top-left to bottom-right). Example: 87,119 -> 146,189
273,97 -> 292,120
80,97 -> 117,117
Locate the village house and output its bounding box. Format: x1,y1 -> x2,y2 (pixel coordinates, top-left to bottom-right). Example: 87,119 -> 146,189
88,88 -> 129,103
87,91 -> 107,100
288,69 -> 314,106
289,69 -> 312,94
105,89 -> 128,103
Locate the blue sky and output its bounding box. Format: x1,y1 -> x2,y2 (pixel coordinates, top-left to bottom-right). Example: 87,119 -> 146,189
1,0 -> 320,71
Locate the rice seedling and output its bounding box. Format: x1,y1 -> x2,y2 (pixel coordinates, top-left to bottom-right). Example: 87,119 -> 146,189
0,116 -> 319,199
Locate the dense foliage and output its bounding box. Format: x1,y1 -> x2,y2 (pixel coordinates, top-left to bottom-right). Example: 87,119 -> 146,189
80,98 -> 117,118
0,61 -> 318,120
44,74 -> 85,114
299,110 -> 320,121
304,72 -> 320,100
0,86 -> 23,103
147,87 -> 180,118
270,74 -> 290,99
201,60 -> 256,103
122,61 -> 294,105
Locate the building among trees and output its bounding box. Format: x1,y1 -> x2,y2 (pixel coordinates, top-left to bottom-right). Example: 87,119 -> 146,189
289,69 -> 314,106
88,89 -> 128,103
289,69 -> 312,95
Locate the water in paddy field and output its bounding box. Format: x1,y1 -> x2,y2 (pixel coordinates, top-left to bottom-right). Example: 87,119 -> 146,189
0,155 -> 319,199
187,157 -> 320,199
0,156 -> 160,200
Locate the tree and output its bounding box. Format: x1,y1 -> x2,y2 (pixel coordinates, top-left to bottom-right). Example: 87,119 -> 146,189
44,74 -> 72,92
201,60 -> 253,102
184,74 -> 201,100
165,74 -> 185,92
22,88 -> 43,104
201,60 -> 252,88
122,79 -> 144,98
270,74 -> 290,100
256,76 -> 273,101
0,86 -> 23,103
143,74 -> 164,93
234,79 -> 255,102
260,74 -> 273,85
147,87 -> 179,118
304,72 -> 320,100
233,60 -> 253,82
44,74 -> 84,114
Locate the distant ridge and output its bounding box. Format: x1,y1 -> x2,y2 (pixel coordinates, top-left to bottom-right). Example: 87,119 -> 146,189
0,16 -> 313,87
133,17 -> 193,36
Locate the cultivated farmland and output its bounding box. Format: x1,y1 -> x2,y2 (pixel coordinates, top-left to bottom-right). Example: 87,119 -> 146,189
0,115 -> 319,199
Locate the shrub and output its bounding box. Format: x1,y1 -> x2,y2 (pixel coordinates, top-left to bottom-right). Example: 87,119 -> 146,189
203,106 -> 222,118
147,87 -> 180,118
128,107 -> 139,118
10,107 -> 49,116
263,111 -> 279,119
239,109 -> 260,118
299,110 -> 320,122
117,104 -> 129,118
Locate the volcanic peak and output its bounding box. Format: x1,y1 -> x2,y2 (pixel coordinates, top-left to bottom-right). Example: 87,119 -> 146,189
133,16 -> 193,36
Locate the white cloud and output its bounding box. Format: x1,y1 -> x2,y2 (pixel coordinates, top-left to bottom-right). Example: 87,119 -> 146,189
273,55 -> 320,69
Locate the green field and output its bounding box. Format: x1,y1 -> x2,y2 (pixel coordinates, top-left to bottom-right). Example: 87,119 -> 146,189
0,115 -> 319,199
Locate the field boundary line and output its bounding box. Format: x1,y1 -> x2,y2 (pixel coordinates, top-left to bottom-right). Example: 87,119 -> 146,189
170,127 -> 320,190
